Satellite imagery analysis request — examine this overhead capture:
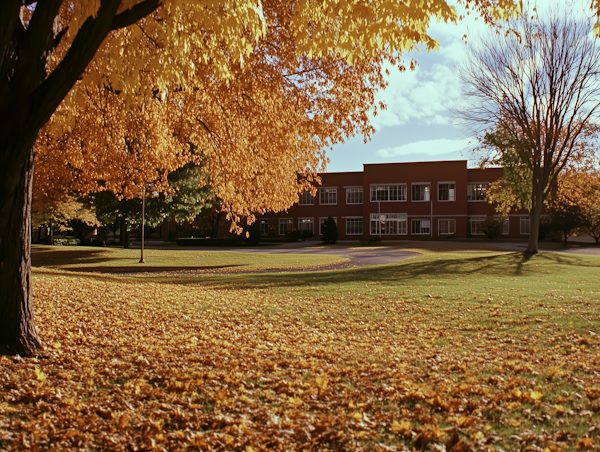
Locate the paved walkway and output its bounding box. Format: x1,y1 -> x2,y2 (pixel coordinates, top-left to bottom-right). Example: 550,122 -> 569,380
132,239 -> 600,274
222,244 -> 420,272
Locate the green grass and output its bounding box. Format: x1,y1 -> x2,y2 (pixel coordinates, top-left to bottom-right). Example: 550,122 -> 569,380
31,244 -> 347,273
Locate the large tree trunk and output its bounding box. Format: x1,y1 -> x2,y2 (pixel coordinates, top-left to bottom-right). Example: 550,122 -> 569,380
0,146 -> 43,356
526,195 -> 545,254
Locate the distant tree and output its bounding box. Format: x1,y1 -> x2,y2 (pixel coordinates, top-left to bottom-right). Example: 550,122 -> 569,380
457,9 -> 600,254
548,177 -> 585,247
321,217 -> 338,244
480,219 -> 502,240
92,164 -> 213,247
483,128 -> 533,218
31,195 -> 97,245
552,170 -> 600,244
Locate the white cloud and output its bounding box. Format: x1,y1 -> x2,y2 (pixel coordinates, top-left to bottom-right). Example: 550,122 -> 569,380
376,138 -> 476,163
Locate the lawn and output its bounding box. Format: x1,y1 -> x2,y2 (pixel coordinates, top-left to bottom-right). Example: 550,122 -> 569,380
1,245 -> 599,451
30,245 -> 348,274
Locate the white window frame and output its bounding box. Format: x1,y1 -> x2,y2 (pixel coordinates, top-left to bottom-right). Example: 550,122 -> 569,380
298,190 -> 315,205
438,219 -> 456,235
346,187 -> 363,205
438,182 -> 456,202
411,219 -> 431,235
278,218 -> 293,236
467,183 -> 488,202
520,217 -> 530,235
370,214 -> 407,235
411,183 -> 431,202
259,219 -> 270,236
469,216 -> 486,235
319,187 -> 337,205
369,184 -> 407,202
345,217 -> 363,235
319,217 -> 337,235
298,218 -> 314,233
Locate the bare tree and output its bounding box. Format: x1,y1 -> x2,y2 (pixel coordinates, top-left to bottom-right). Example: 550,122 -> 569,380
456,8 -> 600,254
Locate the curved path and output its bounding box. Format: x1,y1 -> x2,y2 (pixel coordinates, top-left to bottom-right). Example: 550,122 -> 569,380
239,245 -> 418,272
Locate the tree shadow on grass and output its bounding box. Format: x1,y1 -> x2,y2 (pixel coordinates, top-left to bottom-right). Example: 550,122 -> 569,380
58,265 -> 247,273
31,247 -> 124,267
167,251 -> 600,290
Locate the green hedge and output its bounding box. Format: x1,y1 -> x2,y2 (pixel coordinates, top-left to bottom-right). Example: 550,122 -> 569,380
176,237 -> 243,247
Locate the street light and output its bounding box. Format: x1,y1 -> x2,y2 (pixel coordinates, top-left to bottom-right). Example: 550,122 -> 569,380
139,183 -> 146,264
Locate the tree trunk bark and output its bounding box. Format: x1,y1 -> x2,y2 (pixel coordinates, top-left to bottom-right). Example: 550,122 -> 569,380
525,196 -> 544,254
0,146 -> 43,356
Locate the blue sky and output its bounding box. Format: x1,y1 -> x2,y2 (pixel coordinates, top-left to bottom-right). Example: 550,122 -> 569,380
326,0 -> 593,172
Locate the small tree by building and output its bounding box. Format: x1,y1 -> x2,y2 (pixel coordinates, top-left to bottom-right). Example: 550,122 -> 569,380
480,219 -> 502,240
548,196 -> 584,248
321,217 -> 338,244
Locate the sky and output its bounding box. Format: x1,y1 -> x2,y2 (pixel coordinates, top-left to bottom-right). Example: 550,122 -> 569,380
326,0 -> 595,173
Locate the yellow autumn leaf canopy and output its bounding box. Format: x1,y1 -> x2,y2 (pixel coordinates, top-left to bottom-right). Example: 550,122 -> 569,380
36,0 -> 523,225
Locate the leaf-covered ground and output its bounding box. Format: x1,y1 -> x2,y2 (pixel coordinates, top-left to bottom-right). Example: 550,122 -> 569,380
2,246 -> 600,451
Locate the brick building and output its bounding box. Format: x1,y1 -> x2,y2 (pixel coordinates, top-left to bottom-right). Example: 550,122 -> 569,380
254,160 -> 536,241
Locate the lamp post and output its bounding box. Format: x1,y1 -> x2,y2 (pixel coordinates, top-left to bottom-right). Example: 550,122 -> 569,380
139,183 -> 146,264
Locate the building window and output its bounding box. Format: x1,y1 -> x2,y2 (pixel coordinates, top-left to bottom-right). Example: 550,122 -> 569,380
469,217 -> 486,235
411,219 -> 430,234
438,183 -> 456,201
495,216 -> 509,235
411,184 -> 430,202
279,219 -> 293,236
298,218 -> 314,233
370,214 -> 407,235
370,184 -> 407,202
467,183 -> 488,201
520,217 -> 530,235
319,217 -> 337,235
346,218 -> 363,235
298,190 -> 314,205
346,187 -> 363,204
320,188 -> 337,205
260,219 -> 270,236
438,219 -> 455,235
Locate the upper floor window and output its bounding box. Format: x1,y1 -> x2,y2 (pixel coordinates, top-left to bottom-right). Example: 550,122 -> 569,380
370,184 -> 406,202
320,188 -> 337,205
298,190 -> 314,205
438,183 -> 455,201
412,184 -> 430,202
346,187 -> 363,204
467,183 -> 488,201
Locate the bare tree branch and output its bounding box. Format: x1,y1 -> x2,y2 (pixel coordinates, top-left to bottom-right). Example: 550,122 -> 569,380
455,7 -> 600,253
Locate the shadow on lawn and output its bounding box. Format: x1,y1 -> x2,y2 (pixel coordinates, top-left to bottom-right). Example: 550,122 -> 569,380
174,251 -> 600,289
31,247 -> 124,267
58,265 -> 246,273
